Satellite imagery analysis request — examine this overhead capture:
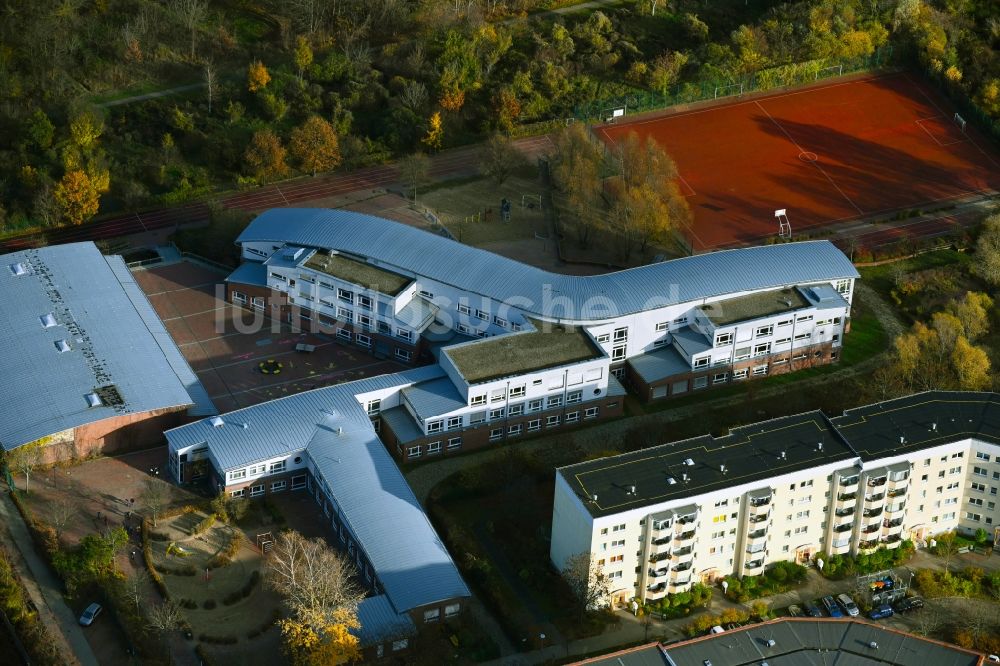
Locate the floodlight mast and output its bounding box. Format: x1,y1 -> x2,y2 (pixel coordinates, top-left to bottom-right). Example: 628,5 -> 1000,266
775,209 -> 792,240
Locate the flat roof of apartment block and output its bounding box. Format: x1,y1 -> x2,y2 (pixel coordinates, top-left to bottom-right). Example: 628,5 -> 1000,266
303,250 -> 413,296
699,286 -> 812,327
831,391 -> 1000,460
560,411 -> 854,518
445,325 -> 605,385
661,618 -> 980,666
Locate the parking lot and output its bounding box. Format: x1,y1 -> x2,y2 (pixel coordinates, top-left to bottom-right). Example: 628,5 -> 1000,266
133,261 -> 406,412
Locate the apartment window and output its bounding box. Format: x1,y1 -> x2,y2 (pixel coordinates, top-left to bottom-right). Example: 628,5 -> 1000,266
270,460 -> 286,473
565,411 -> 580,423
976,452 -> 990,462
585,407 -> 599,419
966,512 -> 982,522
395,348 -> 412,362
777,318 -> 792,327
713,372 -> 727,384
508,424 -> 522,436
271,481 -> 287,492
613,327 -> 628,342
528,399 -> 543,412
547,415 -> 561,427
694,357 -> 709,368
969,498 -> 984,507
407,446 -> 422,458
527,419 -> 541,432
732,368 -> 748,380
566,390 -> 582,404
337,288 -> 353,303
475,309 -> 489,320
796,314 -> 813,322
755,325 -> 773,338
715,332 -> 733,346
753,342 -> 771,356
447,437 -> 462,450
249,484 -> 265,498
509,385 -> 526,398
508,403 -> 524,417
596,333 -> 611,343
974,466 -> 988,477
230,469 -> 247,481
794,526 -> 808,535
612,345 -> 627,361
355,333 -> 372,347
427,441 -> 442,455
493,316 -> 507,328
489,428 -> 503,441
471,395 -> 486,406
796,510 -> 810,519
548,395 -> 563,409
458,304 -> 471,315
752,365 -> 768,376
230,489 -> 245,498
972,483 -> 986,493
489,408 -> 505,419
427,421 -> 443,434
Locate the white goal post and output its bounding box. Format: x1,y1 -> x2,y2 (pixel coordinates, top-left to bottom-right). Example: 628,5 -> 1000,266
714,83 -> 744,99
816,64 -> 844,80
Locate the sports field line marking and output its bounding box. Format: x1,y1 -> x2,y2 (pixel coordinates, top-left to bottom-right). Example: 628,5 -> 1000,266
677,174 -> 697,197
914,118 -> 970,148
901,72 -> 1000,170
598,71 -> 903,130
753,100 -> 864,216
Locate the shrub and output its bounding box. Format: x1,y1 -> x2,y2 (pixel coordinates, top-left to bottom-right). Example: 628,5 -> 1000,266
202,599 -> 216,610
180,598 -> 198,609
192,514 -> 216,536
224,569 -> 261,605
149,532 -> 170,542
207,530 -> 244,569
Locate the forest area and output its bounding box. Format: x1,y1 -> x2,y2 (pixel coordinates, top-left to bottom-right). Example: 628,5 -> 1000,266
0,0 -> 997,234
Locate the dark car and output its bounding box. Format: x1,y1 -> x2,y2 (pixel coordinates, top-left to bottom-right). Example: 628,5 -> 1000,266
804,602 -> 824,618
893,597 -> 925,613
821,595 -> 844,618
869,604 -> 894,620
79,603 -> 102,627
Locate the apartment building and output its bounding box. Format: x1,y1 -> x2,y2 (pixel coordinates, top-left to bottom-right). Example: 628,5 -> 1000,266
0,242 -> 215,463
222,209 -> 856,461
165,367 -> 470,656
551,391 -> 1000,607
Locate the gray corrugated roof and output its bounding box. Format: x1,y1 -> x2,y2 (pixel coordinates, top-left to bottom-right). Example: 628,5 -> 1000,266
380,406 -> 425,444
402,377 -> 467,421
226,261 -> 267,287
671,326 -> 711,358
164,365 -> 470,613
0,243 -> 215,451
627,346 -> 691,384
353,595 -> 416,647
236,209 -> 858,322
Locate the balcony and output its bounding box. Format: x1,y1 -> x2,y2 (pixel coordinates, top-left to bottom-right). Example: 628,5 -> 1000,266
882,534 -> 903,546
888,488 -> 907,498
865,493 -> 885,503
867,476 -> 887,488
837,492 -> 857,502
671,578 -> 691,588
648,567 -> 669,579
860,539 -> 879,550
748,528 -> 767,540
672,545 -> 693,558
674,561 -> 693,573
835,507 -> 855,518
862,523 -> 880,534
883,517 -> 903,529
745,559 -> 764,570
749,495 -> 772,508
749,512 -> 770,524
652,521 -> 672,531
647,582 -> 667,593
677,530 -> 696,542
863,507 -> 883,518
649,551 -> 670,563
652,535 -> 672,546
677,514 -> 697,526
834,523 -> 853,533
840,476 -> 859,488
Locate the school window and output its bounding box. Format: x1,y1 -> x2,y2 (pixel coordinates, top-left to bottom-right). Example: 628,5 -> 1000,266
489,408 -> 505,420
447,416 -> 463,430
715,332 -> 733,346
471,394 -> 486,406
249,484 -> 265,498
336,306 -> 352,320
752,365 -> 768,376
565,411 -> 579,423
794,332 -> 811,341
612,345 -> 627,361
511,323 -> 523,331
394,348 -> 412,362
336,329 -> 352,341
231,290 -> 247,303
230,469 -> 247,480
713,373 -> 727,384
777,318 -> 792,327
270,272 -> 287,283
230,489 -> 245,498
337,288 -> 353,303
508,424 -> 523,436
566,390 -> 582,404
508,403 -> 524,417
457,304 -> 471,315
528,399 -> 543,412
836,279 -> 851,295
424,609 -> 440,623
585,407 -> 599,419
270,481 -> 287,492
694,357 -> 709,368
407,446 -> 422,458
656,322 -> 669,332
356,314 -> 373,329
355,333 -> 371,347
457,324 -> 471,334
489,428 -> 503,441
427,441 -> 442,455
270,460 -> 286,473
753,342 -> 771,356
733,368 -> 748,380
397,329 -> 413,341
548,395 -> 563,409
291,475 -> 306,490
547,415 -> 561,427
475,309 -> 489,320
251,297 -> 265,310
796,314 -> 813,323
774,337 -> 791,346
509,385 -> 526,398
493,316 -> 507,327
447,437 -> 462,449
673,316 -> 688,325
613,327 -> 628,342
734,347 -> 751,361
527,419 -> 542,432
755,325 -> 773,338
377,321 -> 391,334
418,290 -> 433,299
693,376 -> 708,389
596,333 -> 611,343
427,421 -> 443,434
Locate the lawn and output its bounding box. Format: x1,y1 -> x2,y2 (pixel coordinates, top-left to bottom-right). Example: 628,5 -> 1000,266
859,249 -> 977,322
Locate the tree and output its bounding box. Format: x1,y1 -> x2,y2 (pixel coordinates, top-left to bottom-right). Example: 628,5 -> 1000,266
248,60 -> 271,93
952,336 -> 991,390
289,116 -> 341,176
204,60 -> 216,114
54,170 -> 102,225
397,152 -> 431,202
948,291 -> 993,341
648,51 -> 689,95
5,442 -> 43,493
49,499 -> 76,539
422,111 -> 443,151
147,599 -> 182,660
171,0 -> 206,58
294,36 -> 313,82
551,123 -> 605,248
245,129 -> 289,184
610,182 -> 671,260
561,552 -> 611,619
480,134 -> 524,186
69,111 -> 104,152
973,214 -> 1000,286
122,569 -> 150,615
279,609 -> 361,666
140,477 -> 170,527
23,109 -> 55,149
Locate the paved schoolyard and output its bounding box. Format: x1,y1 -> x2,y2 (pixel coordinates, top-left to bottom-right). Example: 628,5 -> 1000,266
133,261 -> 406,412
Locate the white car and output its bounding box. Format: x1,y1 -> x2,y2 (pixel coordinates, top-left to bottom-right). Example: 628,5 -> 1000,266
79,603 -> 102,626
710,625 -> 725,634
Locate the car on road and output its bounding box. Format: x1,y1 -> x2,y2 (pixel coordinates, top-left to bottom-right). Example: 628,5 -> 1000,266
893,596 -> 925,613
821,596 -> 843,618
869,604 -> 894,620
804,601 -> 824,618
837,593 -> 860,617
788,604 -> 804,617
79,603 -> 102,626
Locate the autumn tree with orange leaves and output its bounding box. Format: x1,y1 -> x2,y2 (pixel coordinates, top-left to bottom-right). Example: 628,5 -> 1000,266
289,116 -> 340,176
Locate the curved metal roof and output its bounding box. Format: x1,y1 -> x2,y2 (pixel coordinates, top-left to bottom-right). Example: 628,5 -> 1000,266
236,209 -> 859,322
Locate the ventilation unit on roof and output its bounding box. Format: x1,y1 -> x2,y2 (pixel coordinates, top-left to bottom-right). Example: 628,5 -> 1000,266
210,416 -> 224,427
85,393 -> 102,408
9,263 -> 26,276
54,339 -> 71,353
284,248 -> 305,261
720,464 -> 727,474
779,451 -> 787,460
682,473 -> 689,482
40,313 -> 57,328
684,458 -> 695,466
667,476 -> 677,485
591,494 -> 598,503
765,639 -> 776,647
930,422 -> 937,432
816,442 -> 824,452
627,485 -> 636,495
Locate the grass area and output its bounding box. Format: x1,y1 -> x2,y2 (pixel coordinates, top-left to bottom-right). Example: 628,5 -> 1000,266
859,249 -> 974,308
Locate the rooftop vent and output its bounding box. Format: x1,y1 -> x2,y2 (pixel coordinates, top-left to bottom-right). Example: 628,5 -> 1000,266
869,641 -> 878,650
899,436 -> 906,444
684,458 -> 695,466
667,477 -> 677,486
682,473 -> 689,482
85,392 -> 102,408
781,299 -> 793,307
720,464 -> 727,474
765,639 -> 776,647
54,339 -> 71,353
210,416 -> 224,428
779,451 -> 787,460
816,442 -> 824,452
627,485 -> 636,495
591,494 -> 599,503
9,263 -> 26,276
40,313 -> 57,328
284,247 -> 305,261
930,422 -> 937,432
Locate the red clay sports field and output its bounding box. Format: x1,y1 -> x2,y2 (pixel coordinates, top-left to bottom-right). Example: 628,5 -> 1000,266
598,72 -> 1000,252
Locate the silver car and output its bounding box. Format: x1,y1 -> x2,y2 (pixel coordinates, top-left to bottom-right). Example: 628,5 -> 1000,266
79,603 -> 102,626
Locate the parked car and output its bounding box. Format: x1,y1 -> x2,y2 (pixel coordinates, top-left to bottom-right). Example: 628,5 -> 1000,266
804,601 -> 824,618
869,604 -> 894,620
837,593 -> 860,617
821,596 -> 843,618
79,603 -> 102,627
893,596 -> 925,613
710,625 -> 725,634
788,604 -> 804,617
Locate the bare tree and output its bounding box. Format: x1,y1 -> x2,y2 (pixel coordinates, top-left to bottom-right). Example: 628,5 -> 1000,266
561,551 -> 611,619
204,60 -> 216,114
140,477 -> 170,526
123,569 -> 150,615
912,603 -> 944,637
397,152 -> 431,203
49,499 -> 76,539
398,80 -> 428,112
480,133 -> 525,186
265,530 -> 364,622
5,443 -> 43,493
171,0 -> 207,58
147,599 -> 182,660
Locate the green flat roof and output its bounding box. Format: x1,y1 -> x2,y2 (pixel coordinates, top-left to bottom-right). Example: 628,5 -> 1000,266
700,287 -> 810,326
446,325 -> 604,384
304,251 -> 412,296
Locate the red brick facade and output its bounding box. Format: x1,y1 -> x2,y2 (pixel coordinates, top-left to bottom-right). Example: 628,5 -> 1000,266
41,406 -> 191,466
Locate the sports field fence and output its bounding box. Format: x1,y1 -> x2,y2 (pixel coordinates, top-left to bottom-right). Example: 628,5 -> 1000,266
920,65 -> 1000,145
570,46 -> 895,123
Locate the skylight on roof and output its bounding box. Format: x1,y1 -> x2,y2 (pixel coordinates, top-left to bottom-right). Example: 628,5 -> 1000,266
85,393 -> 103,408
54,339 -> 71,353
40,313 -> 58,328
210,416 -> 225,428
9,263 -> 26,276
